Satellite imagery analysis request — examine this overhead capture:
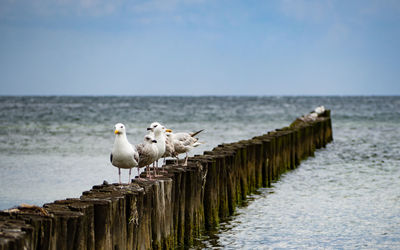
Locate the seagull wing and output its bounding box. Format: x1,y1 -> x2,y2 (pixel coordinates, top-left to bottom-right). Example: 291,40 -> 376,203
135,143 -> 153,167
132,147 -> 139,164
171,131 -> 202,154
172,139 -> 188,154
163,137 -> 174,157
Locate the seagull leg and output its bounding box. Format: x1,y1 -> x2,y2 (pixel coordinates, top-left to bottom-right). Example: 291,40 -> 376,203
147,165 -> 154,180
155,159 -> 166,175
153,161 -> 162,177
183,153 -> 188,166
146,165 -> 150,179
155,161 -> 159,177
118,168 -> 121,184
161,158 -> 166,173
175,157 -> 180,166
159,158 -> 165,176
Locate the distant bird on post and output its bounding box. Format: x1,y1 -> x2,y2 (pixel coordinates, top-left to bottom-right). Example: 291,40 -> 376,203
314,106 -> 325,115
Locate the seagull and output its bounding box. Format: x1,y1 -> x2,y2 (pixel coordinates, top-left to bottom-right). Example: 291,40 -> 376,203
301,112 -> 318,122
168,129 -> 203,166
110,123 -> 139,184
309,112 -> 318,120
135,134 -> 159,179
147,122 -> 167,175
315,106 -> 325,115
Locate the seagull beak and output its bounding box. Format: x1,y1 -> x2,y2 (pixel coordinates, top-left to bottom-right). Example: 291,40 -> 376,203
166,129 -> 172,132
114,129 -> 119,134
152,140 -> 157,143
147,127 -> 152,131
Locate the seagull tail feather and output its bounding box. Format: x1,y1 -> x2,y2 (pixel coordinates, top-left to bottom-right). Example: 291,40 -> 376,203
190,129 -> 204,137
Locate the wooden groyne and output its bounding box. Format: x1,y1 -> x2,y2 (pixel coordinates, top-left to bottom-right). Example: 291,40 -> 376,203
0,110 -> 333,250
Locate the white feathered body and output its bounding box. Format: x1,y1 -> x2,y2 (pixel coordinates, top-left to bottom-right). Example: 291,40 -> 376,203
111,134 -> 139,169
152,129 -> 166,160
315,106 -> 325,115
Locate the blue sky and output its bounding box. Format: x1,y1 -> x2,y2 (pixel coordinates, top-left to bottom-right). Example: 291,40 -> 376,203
0,0 -> 399,95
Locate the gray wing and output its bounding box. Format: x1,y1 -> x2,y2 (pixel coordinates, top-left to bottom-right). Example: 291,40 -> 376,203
173,139 -> 192,154
135,143 -> 153,167
135,143 -> 144,154
130,144 -> 139,164
133,150 -> 139,163
163,137 -> 174,157
174,132 -> 190,141
184,137 -> 197,146
176,133 -> 197,147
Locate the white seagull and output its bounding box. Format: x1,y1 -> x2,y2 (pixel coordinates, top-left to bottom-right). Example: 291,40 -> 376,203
110,123 -> 139,184
147,122 -> 167,174
315,106 -> 325,115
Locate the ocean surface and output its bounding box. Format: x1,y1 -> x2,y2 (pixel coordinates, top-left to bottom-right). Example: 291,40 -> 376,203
1,96 -> 399,249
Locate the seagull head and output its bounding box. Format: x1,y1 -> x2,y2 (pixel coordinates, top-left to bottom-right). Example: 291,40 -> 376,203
147,122 -> 164,133
165,130 -> 173,138
144,134 -> 157,144
114,123 -> 126,135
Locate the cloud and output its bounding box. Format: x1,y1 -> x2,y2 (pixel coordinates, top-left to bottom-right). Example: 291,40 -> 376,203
75,0 -> 123,16
0,0 -> 125,19
0,0 -> 213,29
131,0 -> 180,13
0,0 -> 208,18
279,0 -> 334,23
359,0 -> 400,17
132,0 -> 206,13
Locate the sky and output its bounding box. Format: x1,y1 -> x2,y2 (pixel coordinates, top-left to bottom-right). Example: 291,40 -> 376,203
0,0 -> 399,96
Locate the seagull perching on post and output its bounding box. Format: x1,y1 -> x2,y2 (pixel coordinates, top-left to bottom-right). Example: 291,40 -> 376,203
147,122 -> 167,175
135,134 -> 159,179
110,123 -> 139,184
169,129 -> 204,166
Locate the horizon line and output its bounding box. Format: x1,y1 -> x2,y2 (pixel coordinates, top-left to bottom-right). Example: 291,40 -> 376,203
0,94 -> 399,97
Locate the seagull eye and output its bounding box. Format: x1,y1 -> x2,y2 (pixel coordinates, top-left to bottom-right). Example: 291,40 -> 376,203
120,126 -> 123,128
154,125 -> 158,127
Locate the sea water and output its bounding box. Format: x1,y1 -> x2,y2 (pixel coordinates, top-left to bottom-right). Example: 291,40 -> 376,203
0,96 -> 399,248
